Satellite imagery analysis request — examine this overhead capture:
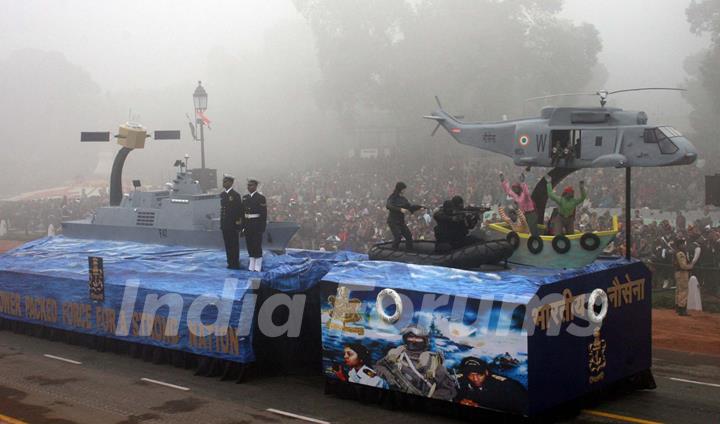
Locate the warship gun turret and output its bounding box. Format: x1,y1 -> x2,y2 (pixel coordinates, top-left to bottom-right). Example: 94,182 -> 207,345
63,122 -> 299,251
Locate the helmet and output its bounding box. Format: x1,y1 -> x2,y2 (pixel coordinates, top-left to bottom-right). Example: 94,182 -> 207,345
451,196 -> 464,208
400,324 -> 429,338
401,325 -> 430,351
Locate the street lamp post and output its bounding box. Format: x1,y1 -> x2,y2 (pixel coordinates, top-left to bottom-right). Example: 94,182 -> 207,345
193,81 -> 208,169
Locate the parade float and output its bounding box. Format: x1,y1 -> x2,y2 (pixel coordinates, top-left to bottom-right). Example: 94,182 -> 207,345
0,90 -> 700,418
0,121 -> 312,380
320,91 -> 698,416
320,259 -> 652,416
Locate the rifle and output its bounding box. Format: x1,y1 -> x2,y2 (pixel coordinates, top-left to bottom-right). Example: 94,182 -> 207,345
447,206 -> 490,217
450,206 -> 489,228
376,359 -> 429,397
460,206 -> 490,213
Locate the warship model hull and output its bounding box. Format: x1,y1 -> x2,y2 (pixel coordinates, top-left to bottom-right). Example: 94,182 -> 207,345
62,219 -> 299,252
60,149 -> 299,252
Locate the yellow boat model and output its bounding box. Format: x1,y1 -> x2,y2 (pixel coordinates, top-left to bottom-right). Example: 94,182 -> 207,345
486,216 -> 620,269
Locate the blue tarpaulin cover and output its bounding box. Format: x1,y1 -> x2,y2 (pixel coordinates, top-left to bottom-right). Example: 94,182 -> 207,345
0,237 -> 366,293
322,259 -> 636,302
318,258 -> 649,416
0,236 -> 637,369
0,237 -> 365,363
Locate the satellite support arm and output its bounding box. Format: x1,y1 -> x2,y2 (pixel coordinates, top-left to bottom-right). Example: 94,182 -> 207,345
109,147 -> 133,206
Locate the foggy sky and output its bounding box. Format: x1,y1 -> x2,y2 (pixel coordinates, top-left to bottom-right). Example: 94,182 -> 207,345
0,0 -> 299,91
2,1 -> 705,95
0,0 -> 713,196
562,0 -> 709,120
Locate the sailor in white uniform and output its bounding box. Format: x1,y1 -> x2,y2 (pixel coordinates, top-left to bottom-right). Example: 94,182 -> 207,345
336,343 -> 388,389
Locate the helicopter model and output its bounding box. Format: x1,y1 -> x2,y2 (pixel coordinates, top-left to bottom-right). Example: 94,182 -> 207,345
424,89 -> 700,267
424,89 -> 698,169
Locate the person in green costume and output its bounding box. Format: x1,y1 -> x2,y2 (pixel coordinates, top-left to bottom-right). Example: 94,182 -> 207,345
546,177 -> 587,235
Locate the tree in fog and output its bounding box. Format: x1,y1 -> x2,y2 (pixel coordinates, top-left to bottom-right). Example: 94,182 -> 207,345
685,0 -> 720,157
293,0 -> 602,130
0,49 -> 109,196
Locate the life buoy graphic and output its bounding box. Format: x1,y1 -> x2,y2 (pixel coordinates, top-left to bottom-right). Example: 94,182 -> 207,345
587,289 -> 608,323
377,288 -> 403,324
518,134 -> 530,146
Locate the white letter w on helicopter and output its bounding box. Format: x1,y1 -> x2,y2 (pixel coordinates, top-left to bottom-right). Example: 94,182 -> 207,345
535,134 -> 548,152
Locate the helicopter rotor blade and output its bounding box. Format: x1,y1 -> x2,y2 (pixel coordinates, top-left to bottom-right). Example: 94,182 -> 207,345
435,95 -> 443,109
524,92 -> 596,103
607,87 -> 687,95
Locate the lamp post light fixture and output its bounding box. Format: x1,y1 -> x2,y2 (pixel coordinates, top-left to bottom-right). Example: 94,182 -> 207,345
193,81 -> 208,168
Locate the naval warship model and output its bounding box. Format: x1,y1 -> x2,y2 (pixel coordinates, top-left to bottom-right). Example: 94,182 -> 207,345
62,122 -> 299,251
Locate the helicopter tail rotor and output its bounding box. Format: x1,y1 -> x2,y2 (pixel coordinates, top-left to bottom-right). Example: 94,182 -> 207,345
425,96 -> 449,136
424,96 -> 466,136
431,122 -> 441,137
423,114 -> 445,136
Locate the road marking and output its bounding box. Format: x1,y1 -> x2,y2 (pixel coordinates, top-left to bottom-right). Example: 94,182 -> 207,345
43,354 -> 82,365
0,412 -> 28,424
140,378 -> 190,391
669,377 -> 720,388
582,409 -> 663,424
266,408 -> 330,424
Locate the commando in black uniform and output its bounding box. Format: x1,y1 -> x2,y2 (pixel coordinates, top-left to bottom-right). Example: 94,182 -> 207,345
433,196 -> 482,250
386,182 -> 422,250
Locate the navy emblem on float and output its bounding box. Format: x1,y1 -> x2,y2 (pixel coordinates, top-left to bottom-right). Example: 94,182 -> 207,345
526,263 -> 652,414
320,282 -> 529,413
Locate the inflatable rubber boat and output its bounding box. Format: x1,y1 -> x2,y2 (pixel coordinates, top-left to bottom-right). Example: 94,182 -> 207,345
368,239 -> 513,269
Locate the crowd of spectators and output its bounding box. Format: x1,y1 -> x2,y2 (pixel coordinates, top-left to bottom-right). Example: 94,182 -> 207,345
618,212 -> 720,288
262,155 -> 715,258
0,195 -> 105,237
1,154 -> 717,272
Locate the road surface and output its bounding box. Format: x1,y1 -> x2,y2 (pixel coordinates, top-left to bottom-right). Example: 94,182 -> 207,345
0,331 -> 718,423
